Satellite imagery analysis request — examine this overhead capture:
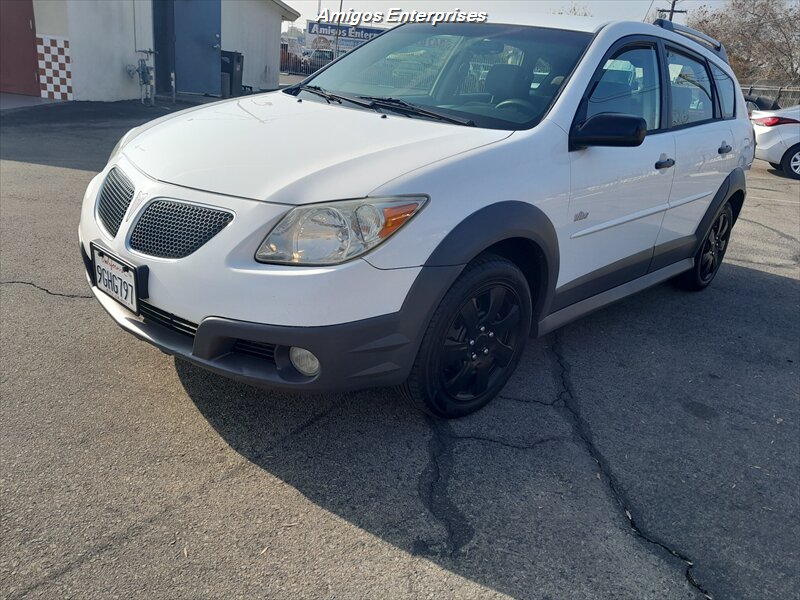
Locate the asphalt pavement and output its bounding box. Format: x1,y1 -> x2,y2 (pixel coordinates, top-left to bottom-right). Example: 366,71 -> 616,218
1,101 -> 798,599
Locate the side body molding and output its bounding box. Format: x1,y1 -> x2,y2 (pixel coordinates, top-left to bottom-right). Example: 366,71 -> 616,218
424,200 -> 560,324
650,166 -> 746,272
541,167 -> 747,335
418,168 -> 745,339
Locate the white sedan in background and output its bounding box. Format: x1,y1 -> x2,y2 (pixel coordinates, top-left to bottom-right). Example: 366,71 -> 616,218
752,106 -> 800,179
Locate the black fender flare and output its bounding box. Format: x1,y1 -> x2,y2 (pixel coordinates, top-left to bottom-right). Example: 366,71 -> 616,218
692,166 -> 746,255
424,200 -> 560,322
649,166 -> 746,272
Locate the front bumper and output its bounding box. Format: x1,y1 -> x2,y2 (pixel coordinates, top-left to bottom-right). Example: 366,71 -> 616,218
82,244 -> 462,392
78,158 -> 464,392
78,158 -> 423,327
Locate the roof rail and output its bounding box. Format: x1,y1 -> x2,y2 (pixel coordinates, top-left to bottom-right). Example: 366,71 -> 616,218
653,18 -> 729,64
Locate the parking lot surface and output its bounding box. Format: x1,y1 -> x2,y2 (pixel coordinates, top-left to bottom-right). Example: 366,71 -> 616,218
2,101 -> 798,599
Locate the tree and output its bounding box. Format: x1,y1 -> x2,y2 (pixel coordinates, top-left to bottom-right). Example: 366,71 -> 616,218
687,0 -> 800,84
553,3 -> 593,17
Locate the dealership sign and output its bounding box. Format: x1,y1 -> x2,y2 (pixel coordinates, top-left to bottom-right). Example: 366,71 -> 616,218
306,21 -> 385,52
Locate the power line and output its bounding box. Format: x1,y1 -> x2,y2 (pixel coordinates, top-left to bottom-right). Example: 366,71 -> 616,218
643,0 -> 656,21
657,0 -> 688,21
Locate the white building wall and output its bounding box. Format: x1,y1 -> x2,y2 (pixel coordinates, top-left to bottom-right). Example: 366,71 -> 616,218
66,0 -> 153,101
32,0 -> 69,37
33,0 -> 153,102
221,0 -> 283,91
32,0 -> 292,100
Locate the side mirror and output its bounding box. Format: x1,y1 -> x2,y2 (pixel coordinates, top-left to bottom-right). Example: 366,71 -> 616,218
570,113 -> 647,150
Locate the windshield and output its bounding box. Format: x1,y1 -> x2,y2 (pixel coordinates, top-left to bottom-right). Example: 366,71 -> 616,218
291,23 -> 591,130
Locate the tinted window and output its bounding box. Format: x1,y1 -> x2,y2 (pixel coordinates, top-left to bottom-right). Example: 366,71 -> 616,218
299,23 -> 591,130
667,49 -> 714,126
586,47 -> 661,130
711,63 -> 735,119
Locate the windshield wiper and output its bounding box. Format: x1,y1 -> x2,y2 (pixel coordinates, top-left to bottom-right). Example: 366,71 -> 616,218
293,85 -> 375,108
357,96 -> 475,126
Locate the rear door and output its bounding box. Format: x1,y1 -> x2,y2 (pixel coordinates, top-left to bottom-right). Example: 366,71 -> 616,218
558,40 -> 675,306
656,47 -> 737,248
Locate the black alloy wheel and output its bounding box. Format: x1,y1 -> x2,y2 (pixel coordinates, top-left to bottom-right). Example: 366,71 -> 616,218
401,254 -> 532,418
440,284 -> 522,400
698,208 -> 732,284
675,202 -> 734,291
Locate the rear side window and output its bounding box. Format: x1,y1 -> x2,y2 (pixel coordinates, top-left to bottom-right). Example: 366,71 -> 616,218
586,46 -> 661,131
711,63 -> 736,119
667,49 -> 714,127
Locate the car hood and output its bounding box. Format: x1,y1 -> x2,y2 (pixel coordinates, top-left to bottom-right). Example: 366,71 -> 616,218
122,91 -> 512,205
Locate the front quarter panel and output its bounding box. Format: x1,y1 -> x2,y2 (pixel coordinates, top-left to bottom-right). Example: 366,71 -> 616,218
363,120 -> 571,271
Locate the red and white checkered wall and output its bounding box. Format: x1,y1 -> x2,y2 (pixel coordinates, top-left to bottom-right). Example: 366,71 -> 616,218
36,35 -> 73,101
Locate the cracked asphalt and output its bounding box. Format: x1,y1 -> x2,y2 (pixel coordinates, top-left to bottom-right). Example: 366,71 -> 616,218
2,101 -> 798,599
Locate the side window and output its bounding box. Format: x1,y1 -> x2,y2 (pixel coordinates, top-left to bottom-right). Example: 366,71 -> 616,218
667,49 -> 714,126
710,63 -> 736,119
586,47 -> 661,131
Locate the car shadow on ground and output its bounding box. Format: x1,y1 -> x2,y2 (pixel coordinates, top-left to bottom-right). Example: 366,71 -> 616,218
765,165 -> 797,180
174,262 -> 799,599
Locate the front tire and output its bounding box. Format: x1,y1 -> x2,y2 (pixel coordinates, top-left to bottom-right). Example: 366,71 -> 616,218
674,202 -> 734,291
781,144 -> 800,180
401,254 -> 532,418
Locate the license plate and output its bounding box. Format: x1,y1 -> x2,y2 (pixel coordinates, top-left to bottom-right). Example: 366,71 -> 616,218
91,245 -> 139,314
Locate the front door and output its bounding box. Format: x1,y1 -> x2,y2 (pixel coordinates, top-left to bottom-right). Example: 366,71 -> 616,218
0,0 -> 40,96
557,44 -> 674,307
174,0 -> 221,95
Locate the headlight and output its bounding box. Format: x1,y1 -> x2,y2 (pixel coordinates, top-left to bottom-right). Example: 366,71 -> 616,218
108,127 -> 138,161
255,196 -> 427,265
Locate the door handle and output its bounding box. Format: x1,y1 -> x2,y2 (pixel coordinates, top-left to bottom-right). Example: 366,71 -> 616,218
655,158 -> 675,169
718,143 -> 732,154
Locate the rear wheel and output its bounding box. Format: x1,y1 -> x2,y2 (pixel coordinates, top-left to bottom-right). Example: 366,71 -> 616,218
781,144 -> 800,180
401,254 -> 532,418
674,202 -> 734,291
769,162 -> 781,170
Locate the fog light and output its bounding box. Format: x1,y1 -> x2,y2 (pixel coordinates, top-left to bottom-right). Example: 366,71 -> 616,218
289,346 -> 320,376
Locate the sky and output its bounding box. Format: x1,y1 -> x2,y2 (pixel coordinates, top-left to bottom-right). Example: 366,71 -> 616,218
281,0 -> 726,31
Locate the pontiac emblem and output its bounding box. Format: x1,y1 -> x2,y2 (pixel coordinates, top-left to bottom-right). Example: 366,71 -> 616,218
574,210 -> 589,222
126,190 -> 148,221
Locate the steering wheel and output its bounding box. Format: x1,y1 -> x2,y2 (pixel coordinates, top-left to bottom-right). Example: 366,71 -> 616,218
495,98 -> 538,112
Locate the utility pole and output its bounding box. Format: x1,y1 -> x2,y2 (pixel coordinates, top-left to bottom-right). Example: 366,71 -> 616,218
333,0 -> 343,56
658,0 -> 687,21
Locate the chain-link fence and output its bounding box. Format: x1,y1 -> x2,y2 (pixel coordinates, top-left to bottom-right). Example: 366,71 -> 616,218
281,44 -> 343,76
741,85 -> 800,108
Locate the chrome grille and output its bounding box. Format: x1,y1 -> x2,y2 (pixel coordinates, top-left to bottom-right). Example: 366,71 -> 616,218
129,200 -> 233,259
97,168 -> 135,236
